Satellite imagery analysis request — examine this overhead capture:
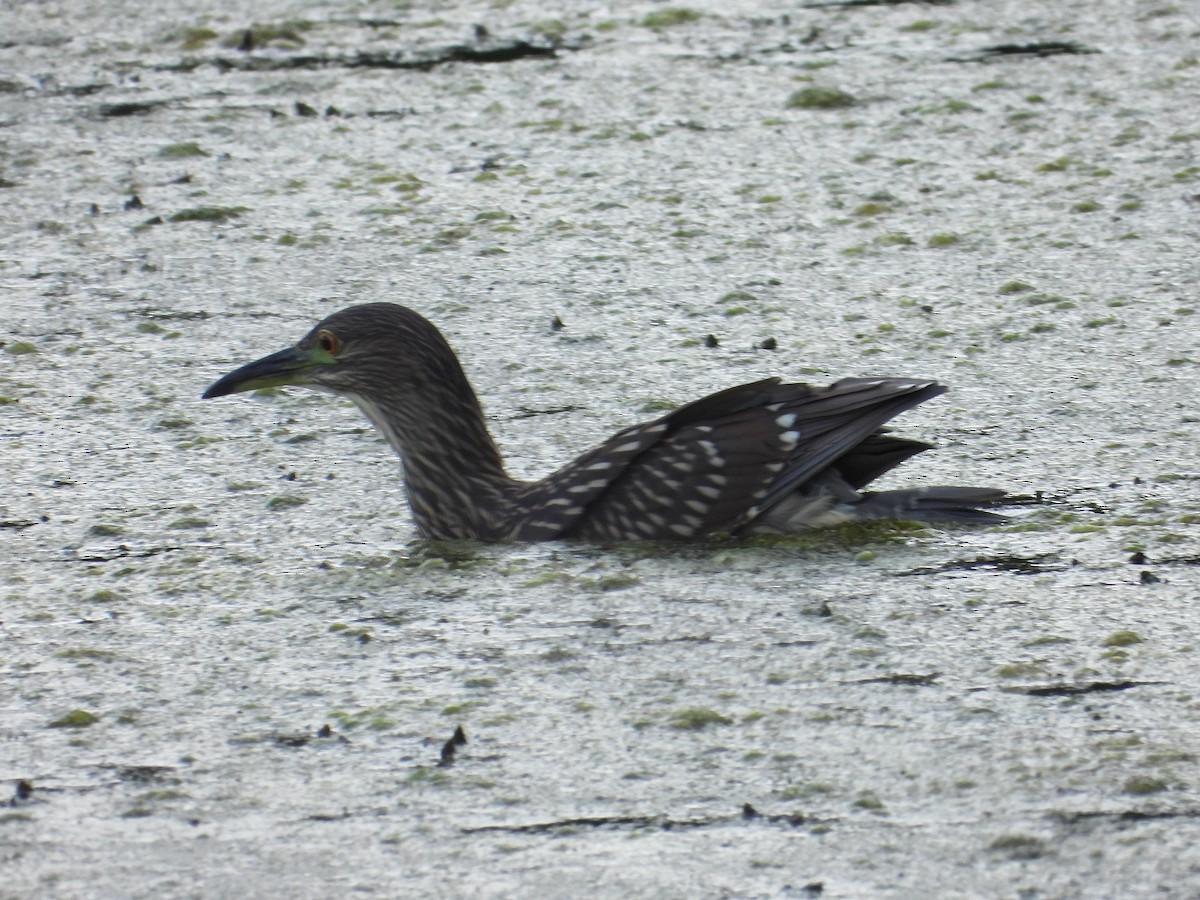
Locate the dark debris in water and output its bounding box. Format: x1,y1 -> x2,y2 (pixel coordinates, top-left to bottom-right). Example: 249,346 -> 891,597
895,553 -> 1065,577
0,518 -> 38,530
741,803 -> 807,827
138,308 -> 212,322
274,725 -> 348,748
804,0 -> 952,8
1126,549 -> 1199,575
1012,680 -> 1163,697
161,39 -> 579,75
7,780 -> 34,807
1156,555 -> 1200,567
74,544 -> 179,563
465,803 -> 813,834
511,404 -> 583,420
437,725 -> 468,768
953,41 -> 1100,62
99,100 -> 170,117
306,810 -> 352,823
856,672 -> 940,687
1053,809 -> 1200,826
275,733 -> 315,748
112,765 -> 178,783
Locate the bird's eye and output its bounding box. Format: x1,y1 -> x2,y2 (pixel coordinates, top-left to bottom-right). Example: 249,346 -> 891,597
317,330 -> 340,354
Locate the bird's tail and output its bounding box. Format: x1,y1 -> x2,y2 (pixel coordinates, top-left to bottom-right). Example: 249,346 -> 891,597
853,486 -> 1008,524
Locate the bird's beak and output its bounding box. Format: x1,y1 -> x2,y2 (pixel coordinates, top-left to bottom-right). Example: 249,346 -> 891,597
202,346 -> 333,399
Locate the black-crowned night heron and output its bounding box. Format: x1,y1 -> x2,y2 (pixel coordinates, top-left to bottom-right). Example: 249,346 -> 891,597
203,303 -> 1005,541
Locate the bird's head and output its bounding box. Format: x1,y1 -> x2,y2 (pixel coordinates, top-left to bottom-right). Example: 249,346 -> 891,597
202,303 -> 465,401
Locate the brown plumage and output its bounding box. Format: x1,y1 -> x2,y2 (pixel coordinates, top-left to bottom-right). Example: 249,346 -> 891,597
203,303 -> 1005,541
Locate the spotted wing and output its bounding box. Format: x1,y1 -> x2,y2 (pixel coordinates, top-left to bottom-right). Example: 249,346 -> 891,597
562,379 -> 812,540
727,377 -> 946,530
511,377 -> 945,541
509,379 -> 795,540
566,418 -> 786,540
507,419 -> 672,540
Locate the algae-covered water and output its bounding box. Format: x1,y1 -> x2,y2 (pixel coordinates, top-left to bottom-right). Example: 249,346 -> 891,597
3,1 -> 1199,896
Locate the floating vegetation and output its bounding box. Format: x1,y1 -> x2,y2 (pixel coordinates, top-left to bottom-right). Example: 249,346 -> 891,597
158,142 -> 208,159
988,834 -> 1049,860
49,710 -> 99,729
1103,630 -> 1142,648
786,86 -> 857,110
641,8 -> 702,28
220,22 -> 312,51
168,206 -> 248,223
668,707 -> 733,730
267,495 -> 307,511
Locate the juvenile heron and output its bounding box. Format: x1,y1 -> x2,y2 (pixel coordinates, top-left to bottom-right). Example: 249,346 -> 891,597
203,303 -> 1005,541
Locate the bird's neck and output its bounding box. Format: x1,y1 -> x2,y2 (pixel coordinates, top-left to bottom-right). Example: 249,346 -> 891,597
347,388 -> 517,539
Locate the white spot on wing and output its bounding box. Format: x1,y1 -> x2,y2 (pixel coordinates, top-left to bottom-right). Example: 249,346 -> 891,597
700,440 -> 724,466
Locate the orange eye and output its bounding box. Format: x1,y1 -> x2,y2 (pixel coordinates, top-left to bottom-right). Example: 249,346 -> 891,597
317,329 -> 340,354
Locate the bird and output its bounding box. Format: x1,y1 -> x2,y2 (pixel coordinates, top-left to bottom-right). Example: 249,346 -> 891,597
202,303 -> 1006,541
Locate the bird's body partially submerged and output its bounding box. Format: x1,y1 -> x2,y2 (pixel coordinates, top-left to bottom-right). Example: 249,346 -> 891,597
203,303 -> 1005,541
